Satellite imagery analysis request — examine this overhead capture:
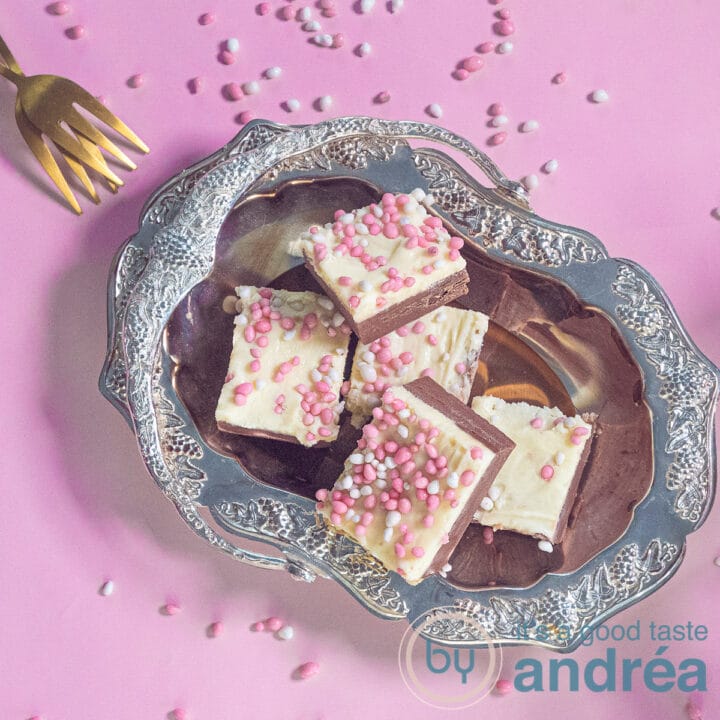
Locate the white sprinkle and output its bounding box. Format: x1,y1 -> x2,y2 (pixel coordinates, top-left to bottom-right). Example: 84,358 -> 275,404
238,286 -> 252,298
304,20 -> 321,32
410,188 -> 426,202
520,120 -> 540,133
543,159 -> 559,174
349,453 -> 364,465
480,497 -> 494,511
339,214 -> 354,225
397,425 -> 409,439
297,7 -> 312,21
564,417 -> 576,428
383,527 -> 393,542
427,103 -> 443,119
441,562 -> 452,573
317,296 -> 335,310
349,488 -> 360,499
360,0 -> 375,13
318,94 -> 333,111
390,0 -> 404,12
488,486 -> 501,501
538,540 -> 554,553
235,314 -> 248,325
360,485 -> 373,496
555,451 -> 566,465
359,238 -> 369,247
255,379 -> 267,390
397,366 -> 409,377
359,364 -> 378,383
497,41 -> 513,54
351,513 -> 361,522
332,312 -> 345,327
386,510 -> 401,527
362,351 -> 376,363
372,205 -> 383,217
226,37 -> 240,53
265,66 -> 282,79
355,222 -> 369,234
375,479 -> 387,489
283,329 -> 296,341
242,81 -> 260,95
424,193 -> 435,206
339,475 -> 353,490
398,409 -> 410,419
447,472 -> 459,489
522,174 -> 539,191
277,625 -> 294,640
490,115 -> 508,128
436,311 -> 447,323
357,41 -> 372,57
364,451 -> 375,463
99,580 -> 114,596
311,369 -> 322,382
385,457 -> 396,469
433,259 -> 446,270
320,33 -> 333,47
591,89 -> 610,103
327,368 -> 339,382
427,480 -> 440,495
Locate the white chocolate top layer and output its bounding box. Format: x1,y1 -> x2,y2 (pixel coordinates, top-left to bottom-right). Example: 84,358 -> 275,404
346,306 -> 488,423
320,385 -> 497,584
287,189 -> 467,324
215,286 -> 350,447
471,396 -> 593,542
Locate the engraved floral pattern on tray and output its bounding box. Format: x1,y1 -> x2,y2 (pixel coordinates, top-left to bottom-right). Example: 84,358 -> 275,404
99,117 -> 719,650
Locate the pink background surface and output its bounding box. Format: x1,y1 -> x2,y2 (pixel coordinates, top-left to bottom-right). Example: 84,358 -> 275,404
1,1 -> 719,718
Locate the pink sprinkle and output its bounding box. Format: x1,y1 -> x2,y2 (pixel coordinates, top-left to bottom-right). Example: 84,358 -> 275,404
478,41 -> 495,54
188,76 -> 204,94
427,334 -> 438,346
251,620 -> 266,631
488,102 -> 504,116
208,621 -> 224,638
257,2 -> 270,15
233,394 -> 247,406
540,465 -> 555,480
65,24 -> 85,39
374,90 -> 390,104
332,33 -> 345,48
237,382 -> 253,396
488,132 -> 508,146
198,12 -> 215,25
395,543 -> 406,558
422,515 -> 434,527
171,708 -> 187,720
238,112 -> 255,125
297,661 -> 320,680
320,0 -> 335,7
482,526 -> 494,544
495,678 -> 513,695
280,5 -> 296,19
411,321 -> 425,334
470,446 -> 483,459
552,71 -> 568,85
219,49 -> 236,65
454,68 -> 470,81
462,55 -> 484,72
162,602 -> 181,615
497,7 -> 512,19
338,276 -> 352,286
530,417 -> 543,429
47,1 -> 70,14
455,362 -> 467,374
266,617 -> 283,632
571,435 -> 583,446
411,546 -> 425,558
420,368 -> 434,378
460,470 -> 475,486
250,360 -> 261,373
126,73 -> 144,89
495,19 -> 515,35
573,426 -> 590,437
315,488 -> 328,501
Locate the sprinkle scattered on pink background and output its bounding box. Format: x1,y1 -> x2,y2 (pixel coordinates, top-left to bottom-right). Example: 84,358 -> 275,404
1,1 -> 718,718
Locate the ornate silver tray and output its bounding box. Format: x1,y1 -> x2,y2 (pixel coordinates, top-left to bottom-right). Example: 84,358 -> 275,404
100,117 -> 719,651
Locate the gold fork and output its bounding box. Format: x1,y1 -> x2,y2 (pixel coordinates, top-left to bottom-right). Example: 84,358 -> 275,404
0,34 -> 148,212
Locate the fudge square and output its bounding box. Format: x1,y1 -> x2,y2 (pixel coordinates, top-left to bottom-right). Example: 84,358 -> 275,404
215,286 -> 351,447
287,189 -> 469,344
471,395 -> 594,546
346,305 -> 489,423
317,378 -> 515,584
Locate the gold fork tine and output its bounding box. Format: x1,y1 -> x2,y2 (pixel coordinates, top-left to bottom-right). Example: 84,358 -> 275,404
77,133 -> 119,193
39,120 -> 125,186
57,144 -> 101,203
73,88 -> 149,154
14,99 -> 82,214
63,104 -> 137,170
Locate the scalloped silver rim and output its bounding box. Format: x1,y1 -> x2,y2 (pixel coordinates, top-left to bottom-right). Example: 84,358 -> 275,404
99,117 -> 719,652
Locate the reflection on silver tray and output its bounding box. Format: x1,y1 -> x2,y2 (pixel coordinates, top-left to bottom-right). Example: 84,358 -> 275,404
100,117 -> 719,651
